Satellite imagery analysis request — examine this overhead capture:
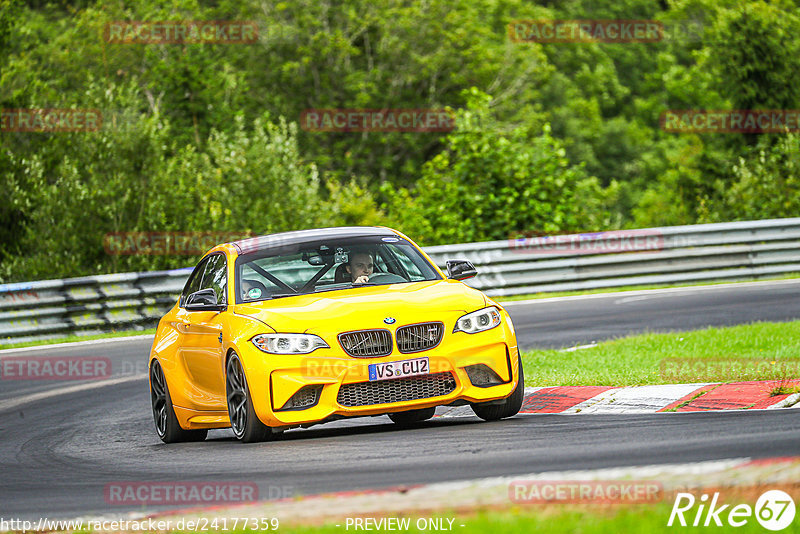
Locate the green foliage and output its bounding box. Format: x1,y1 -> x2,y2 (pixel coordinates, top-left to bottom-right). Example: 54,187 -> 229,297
383,90 -> 615,245
2,0 -> 800,281
1,81 -> 378,281
709,1 -> 800,111
715,135 -> 800,221
249,0 -> 553,186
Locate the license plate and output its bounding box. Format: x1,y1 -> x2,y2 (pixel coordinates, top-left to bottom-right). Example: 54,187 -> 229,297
368,357 -> 429,381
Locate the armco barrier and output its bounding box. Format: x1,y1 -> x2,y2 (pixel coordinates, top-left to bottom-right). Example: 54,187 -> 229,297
1,218 -> 799,345
0,268 -> 192,345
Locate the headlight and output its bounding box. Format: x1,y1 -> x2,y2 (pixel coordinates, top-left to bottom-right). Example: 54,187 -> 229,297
453,306 -> 502,334
251,333 -> 329,354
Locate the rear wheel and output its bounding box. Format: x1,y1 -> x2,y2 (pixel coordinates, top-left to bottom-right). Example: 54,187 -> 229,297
471,358 -> 524,421
150,360 -> 207,443
226,352 -> 274,443
388,407 -> 436,426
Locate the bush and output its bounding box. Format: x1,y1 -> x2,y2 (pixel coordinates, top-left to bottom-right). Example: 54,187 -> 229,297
1,84 -> 382,282
383,89 -> 616,245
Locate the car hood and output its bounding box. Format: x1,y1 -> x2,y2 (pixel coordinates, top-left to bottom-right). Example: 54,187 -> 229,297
234,279 -> 487,334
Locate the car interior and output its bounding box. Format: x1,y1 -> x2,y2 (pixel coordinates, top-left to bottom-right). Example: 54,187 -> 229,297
238,244 -> 419,302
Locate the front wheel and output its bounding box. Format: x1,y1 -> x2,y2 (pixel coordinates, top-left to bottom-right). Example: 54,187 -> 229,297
471,358 -> 524,421
150,360 -> 207,443
226,352 -> 274,443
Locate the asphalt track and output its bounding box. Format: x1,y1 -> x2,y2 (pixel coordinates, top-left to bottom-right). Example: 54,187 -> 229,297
1,280 -> 799,520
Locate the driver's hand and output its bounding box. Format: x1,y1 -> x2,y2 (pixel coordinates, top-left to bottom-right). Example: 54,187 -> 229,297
353,275 -> 370,284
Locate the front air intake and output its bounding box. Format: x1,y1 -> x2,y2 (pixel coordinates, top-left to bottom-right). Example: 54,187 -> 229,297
278,385 -> 322,411
337,372 -> 457,407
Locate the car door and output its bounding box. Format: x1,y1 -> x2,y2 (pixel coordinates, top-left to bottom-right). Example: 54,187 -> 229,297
179,253 -> 229,411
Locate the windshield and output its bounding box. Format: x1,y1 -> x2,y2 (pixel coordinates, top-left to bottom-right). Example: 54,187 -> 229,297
234,235 -> 441,303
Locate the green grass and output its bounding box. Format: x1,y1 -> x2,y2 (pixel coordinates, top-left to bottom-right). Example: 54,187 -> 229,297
521,321 -> 800,386
228,503 -> 780,534
661,390 -> 709,412
494,272 -> 800,302
0,328 -> 156,350
770,383 -> 800,396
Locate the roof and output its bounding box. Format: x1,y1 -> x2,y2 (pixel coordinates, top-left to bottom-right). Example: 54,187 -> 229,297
230,226 -> 398,256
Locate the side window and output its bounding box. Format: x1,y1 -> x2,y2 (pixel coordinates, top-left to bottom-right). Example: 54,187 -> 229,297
180,258 -> 209,307
390,245 -> 425,280
374,253 -> 388,273
240,259 -> 282,301
200,254 -> 228,305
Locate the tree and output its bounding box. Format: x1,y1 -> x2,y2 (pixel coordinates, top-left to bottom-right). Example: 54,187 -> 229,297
384,90 -> 616,244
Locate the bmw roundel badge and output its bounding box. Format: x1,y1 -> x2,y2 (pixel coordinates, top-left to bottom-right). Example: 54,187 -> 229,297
384,317 -> 396,324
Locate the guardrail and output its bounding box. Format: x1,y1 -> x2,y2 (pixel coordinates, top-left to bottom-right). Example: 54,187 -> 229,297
2,218 -> 799,345
423,218 -> 800,296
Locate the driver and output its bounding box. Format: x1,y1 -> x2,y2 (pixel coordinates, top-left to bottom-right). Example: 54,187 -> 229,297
346,251 -> 374,284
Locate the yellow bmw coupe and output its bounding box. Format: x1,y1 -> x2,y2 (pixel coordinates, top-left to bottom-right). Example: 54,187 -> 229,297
149,227 -> 524,443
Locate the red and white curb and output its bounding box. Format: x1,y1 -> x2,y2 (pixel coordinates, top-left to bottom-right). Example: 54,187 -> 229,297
437,380 -> 800,417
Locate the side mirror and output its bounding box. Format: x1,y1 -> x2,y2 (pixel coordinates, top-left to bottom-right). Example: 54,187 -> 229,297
185,288 -> 225,311
445,260 -> 477,281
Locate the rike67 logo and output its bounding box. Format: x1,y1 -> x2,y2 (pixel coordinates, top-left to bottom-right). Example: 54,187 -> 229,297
668,490 -> 796,530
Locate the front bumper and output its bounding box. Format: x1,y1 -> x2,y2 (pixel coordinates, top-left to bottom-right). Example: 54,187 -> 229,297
243,327 -> 520,427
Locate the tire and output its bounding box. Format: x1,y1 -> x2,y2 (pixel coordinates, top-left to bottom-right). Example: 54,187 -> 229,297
150,360 -> 208,443
471,357 -> 525,421
388,407 -> 436,426
226,352 -> 274,443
